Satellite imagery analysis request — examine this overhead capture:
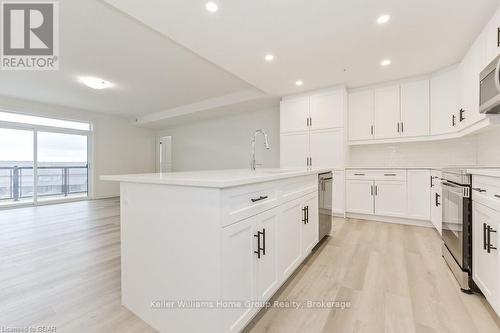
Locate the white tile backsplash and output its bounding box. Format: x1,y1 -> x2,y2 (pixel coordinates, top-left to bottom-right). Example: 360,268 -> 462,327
348,127 -> 500,167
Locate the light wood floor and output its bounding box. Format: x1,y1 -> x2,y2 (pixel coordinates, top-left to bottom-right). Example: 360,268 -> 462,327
0,199 -> 499,333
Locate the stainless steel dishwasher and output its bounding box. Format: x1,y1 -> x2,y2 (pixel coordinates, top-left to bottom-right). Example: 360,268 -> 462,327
318,172 -> 333,240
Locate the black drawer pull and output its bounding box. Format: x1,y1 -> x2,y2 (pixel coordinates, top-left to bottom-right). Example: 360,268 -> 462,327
472,188 -> 486,193
495,194 -> 500,199
384,173 -> 397,176
354,173 -> 365,176
251,195 -> 268,203
435,193 -> 441,207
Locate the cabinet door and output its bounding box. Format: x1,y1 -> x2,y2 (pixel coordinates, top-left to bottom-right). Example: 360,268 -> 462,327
407,170 -> 431,220
310,90 -> 344,130
221,218 -> 256,333
374,85 -> 401,139
472,202 -> 499,312
277,198 -> 303,280
460,33 -> 486,128
431,187 -> 443,234
280,132 -> 309,168
280,97 -> 309,133
348,90 -> 374,141
401,80 -> 430,137
346,180 -> 374,214
332,170 -> 345,215
374,181 -> 407,218
253,209 -> 279,302
302,193 -> 319,255
309,129 -> 344,168
485,7 -> 500,63
430,68 -> 459,135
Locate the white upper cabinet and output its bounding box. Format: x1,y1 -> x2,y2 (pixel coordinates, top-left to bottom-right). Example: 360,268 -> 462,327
460,32 -> 486,128
309,129 -> 344,168
400,79 -> 430,137
280,97 -> 309,133
430,67 -> 459,135
280,132 -> 309,168
485,6 -> 500,64
348,90 -> 374,141
309,90 -> 344,130
374,85 -> 401,139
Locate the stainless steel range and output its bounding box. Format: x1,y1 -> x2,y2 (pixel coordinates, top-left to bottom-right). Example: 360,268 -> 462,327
441,168 -> 476,292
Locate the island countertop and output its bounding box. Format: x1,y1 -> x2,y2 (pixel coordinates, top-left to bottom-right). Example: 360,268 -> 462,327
101,168 -> 332,188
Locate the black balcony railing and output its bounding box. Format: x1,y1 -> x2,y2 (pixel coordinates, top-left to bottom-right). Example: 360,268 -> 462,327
0,165 -> 88,201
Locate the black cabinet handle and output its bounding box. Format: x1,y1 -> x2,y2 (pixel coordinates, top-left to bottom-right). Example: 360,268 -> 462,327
459,108 -> 466,122
384,173 -> 397,176
371,185 -> 373,196
435,193 -> 441,207
262,228 -> 266,256
452,114 -> 456,127
401,122 -> 404,133
254,230 -> 263,258
251,195 -> 268,203
302,206 -> 307,224
397,122 -> 400,133
472,188 -> 486,193
487,225 -> 497,253
483,223 -> 488,250
370,125 -> 374,135
498,27 -> 500,47
495,194 -> 500,199
374,185 -> 378,196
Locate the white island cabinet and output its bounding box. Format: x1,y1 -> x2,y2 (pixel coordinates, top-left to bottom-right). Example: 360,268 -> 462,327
102,169 -> 325,333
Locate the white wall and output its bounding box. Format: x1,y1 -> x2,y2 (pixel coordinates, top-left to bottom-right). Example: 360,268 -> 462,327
348,127 -> 500,167
0,95 -> 156,198
157,107 -> 280,171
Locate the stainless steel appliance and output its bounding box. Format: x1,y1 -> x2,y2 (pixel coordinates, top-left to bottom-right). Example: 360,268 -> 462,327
480,54 -> 500,114
441,169 -> 475,292
318,172 -> 332,240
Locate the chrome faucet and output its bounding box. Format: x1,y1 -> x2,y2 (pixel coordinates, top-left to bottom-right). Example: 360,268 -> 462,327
251,129 -> 270,170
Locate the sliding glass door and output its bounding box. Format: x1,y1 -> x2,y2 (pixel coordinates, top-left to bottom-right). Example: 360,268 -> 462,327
36,132 -> 88,202
0,128 -> 34,206
0,112 -> 91,208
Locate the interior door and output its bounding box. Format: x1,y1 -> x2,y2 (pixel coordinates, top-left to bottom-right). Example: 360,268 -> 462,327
346,180 -> 374,214
254,208 -> 279,302
280,97 -> 309,133
280,132 -> 309,168
348,90 -> 374,141
221,217 -> 256,333
302,193 -> 319,255
309,90 -> 343,130
400,79 -> 430,137
374,85 -> 401,139
309,129 -> 344,168
374,181 -> 407,218
277,198 -> 303,280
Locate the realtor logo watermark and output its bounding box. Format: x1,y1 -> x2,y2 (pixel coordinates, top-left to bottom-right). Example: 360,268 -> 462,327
1,1 -> 59,70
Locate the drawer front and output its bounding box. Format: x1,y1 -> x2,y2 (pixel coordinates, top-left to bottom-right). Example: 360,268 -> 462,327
347,169 -> 406,181
279,175 -> 317,203
472,175 -> 500,212
222,182 -> 279,227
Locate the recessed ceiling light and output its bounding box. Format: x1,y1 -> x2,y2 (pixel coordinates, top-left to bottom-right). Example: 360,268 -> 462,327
295,80 -> 303,86
205,2 -> 218,12
265,54 -> 274,62
381,59 -> 391,67
377,14 -> 390,24
78,76 -> 113,90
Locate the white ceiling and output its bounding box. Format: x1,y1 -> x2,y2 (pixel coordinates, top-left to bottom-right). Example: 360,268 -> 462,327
0,0 -> 253,117
104,0 -> 499,96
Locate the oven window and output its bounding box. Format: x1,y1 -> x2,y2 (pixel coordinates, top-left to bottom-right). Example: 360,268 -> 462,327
442,186 -> 464,266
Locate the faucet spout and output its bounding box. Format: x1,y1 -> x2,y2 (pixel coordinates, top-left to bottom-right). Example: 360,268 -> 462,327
251,129 -> 271,170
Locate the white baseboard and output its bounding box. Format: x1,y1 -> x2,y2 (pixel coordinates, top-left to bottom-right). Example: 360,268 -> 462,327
346,213 -> 433,228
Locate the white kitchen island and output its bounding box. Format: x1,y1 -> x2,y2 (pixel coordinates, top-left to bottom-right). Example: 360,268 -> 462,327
102,168 -> 329,333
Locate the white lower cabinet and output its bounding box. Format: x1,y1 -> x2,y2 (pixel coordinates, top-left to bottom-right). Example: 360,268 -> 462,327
430,171 -> 443,234
374,181 -> 407,218
222,187 -> 319,332
407,169 -> 431,220
346,179 -> 374,214
332,170 -> 345,215
472,202 -> 499,316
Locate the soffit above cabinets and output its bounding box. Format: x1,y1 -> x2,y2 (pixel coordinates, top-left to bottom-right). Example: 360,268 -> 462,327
105,0 -> 499,95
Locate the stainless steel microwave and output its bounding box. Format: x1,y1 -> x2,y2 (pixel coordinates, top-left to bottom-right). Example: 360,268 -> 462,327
480,54 -> 500,114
